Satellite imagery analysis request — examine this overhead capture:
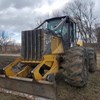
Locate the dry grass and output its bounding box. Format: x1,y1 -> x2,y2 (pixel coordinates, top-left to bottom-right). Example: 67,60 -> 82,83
0,53 -> 100,100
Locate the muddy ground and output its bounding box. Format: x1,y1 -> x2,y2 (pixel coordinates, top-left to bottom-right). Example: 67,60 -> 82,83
0,54 -> 100,100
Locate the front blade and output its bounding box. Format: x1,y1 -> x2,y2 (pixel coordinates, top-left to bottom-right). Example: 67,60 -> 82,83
0,76 -> 57,100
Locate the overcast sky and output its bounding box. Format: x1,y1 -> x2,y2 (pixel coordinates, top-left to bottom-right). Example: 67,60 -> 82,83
0,0 -> 100,43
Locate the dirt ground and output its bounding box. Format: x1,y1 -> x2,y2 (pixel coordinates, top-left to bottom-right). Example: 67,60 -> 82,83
57,53 -> 100,100
0,93 -> 27,100
0,53 -> 100,100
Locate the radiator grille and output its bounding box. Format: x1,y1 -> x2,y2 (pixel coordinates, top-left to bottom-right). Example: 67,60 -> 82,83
21,29 -> 51,60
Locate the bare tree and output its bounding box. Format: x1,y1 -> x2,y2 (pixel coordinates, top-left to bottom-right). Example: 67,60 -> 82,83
35,17 -> 44,26
95,23 -> 100,43
52,10 -> 61,17
0,31 -> 12,53
63,0 -> 96,43
35,14 -> 50,29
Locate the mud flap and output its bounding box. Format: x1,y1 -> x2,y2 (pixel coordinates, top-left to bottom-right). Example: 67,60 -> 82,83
0,75 -> 57,100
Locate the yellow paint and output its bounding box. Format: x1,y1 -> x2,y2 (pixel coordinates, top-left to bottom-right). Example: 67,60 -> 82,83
51,36 -> 64,54
21,60 -> 40,64
4,58 -> 22,77
3,55 -> 59,81
16,65 -> 32,77
77,40 -> 84,46
31,55 -> 59,80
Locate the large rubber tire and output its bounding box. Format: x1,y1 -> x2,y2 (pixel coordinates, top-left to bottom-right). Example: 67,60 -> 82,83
86,47 -> 97,73
61,47 -> 88,87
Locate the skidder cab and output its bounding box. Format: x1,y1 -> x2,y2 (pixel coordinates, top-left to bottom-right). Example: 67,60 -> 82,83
0,16 -> 97,100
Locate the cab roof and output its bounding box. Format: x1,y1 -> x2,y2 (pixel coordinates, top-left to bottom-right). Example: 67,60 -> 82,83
46,16 -> 76,23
